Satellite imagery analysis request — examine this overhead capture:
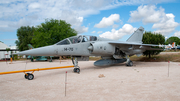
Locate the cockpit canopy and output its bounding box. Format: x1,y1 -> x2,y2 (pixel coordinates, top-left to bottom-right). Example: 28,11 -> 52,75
56,35 -> 97,45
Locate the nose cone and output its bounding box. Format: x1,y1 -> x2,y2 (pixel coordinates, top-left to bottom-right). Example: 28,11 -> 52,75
14,45 -> 57,56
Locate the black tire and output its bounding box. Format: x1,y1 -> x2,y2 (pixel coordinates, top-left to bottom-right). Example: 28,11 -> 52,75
31,58 -> 34,62
27,74 -> 34,80
128,61 -> 133,66
24,73 -> 30,79
76,68 -> 80,73
126,61 -> 133,66
73,68 -> 77,72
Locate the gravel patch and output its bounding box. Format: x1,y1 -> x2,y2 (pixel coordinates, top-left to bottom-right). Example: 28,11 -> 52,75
0,60 -> 180,101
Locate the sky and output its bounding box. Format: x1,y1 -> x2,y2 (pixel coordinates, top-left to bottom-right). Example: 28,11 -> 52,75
0,0 -> 180,47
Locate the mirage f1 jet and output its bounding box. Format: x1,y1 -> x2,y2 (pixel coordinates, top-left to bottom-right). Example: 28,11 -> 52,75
15,26 -> 162,73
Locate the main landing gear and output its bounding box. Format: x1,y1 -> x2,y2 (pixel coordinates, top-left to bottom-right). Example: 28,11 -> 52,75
72,57 -> 80,73
126,60 -> 133,66
126,56 -> 133,66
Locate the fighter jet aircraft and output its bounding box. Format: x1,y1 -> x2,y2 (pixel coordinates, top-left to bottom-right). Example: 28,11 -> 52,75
15,26 -> 162,73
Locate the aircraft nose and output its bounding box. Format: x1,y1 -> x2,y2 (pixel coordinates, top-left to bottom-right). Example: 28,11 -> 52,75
14,45 -> 57,56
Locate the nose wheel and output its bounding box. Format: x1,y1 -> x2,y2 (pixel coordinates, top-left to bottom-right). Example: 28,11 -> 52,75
72,57 -> 80,73
73,68 -> 80,73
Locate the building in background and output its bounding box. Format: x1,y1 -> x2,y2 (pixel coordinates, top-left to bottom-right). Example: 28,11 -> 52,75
0,42 -> 18,60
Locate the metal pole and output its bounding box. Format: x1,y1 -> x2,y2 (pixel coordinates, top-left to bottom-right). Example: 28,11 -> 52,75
10,58 -> 12,63
65,71 -> 67,96
5,54 -> 7,64
60,56 -> 61,64
168,61 -> 169,77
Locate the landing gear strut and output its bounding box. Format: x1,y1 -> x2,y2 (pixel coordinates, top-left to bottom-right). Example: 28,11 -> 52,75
126,56 -> 133,66
126,60 -> 133,66
72,57 -> 80,73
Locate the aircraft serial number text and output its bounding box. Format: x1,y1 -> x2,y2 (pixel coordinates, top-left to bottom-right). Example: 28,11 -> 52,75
64,48 -> 73,51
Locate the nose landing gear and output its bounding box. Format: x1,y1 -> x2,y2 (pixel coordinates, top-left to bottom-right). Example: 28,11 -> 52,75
72,57 -> 80,73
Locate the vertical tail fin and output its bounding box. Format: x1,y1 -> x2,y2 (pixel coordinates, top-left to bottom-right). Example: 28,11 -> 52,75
172,42 -> 175,48
27,44 -> 34,49
126,26 -> 144,43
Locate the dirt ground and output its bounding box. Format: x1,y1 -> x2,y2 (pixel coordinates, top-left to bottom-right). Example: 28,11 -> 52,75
0,60 -> 180,101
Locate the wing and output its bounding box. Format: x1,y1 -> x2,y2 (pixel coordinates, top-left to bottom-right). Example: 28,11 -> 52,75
109,41 -> 163,50
109,41 -> 163,54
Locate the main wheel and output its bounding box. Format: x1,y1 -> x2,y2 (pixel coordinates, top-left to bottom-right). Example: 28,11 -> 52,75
31,58 -> 34,62
27,74 -> 34,80
127,61 -> 133,66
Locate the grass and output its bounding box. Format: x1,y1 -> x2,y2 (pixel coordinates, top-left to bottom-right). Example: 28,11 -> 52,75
89,56 -> 101,61
163,50 -> 180,52
130,52 -> 180,62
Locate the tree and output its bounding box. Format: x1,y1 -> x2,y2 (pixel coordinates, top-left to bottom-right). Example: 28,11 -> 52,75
165,36 -> 180,45
142,31 -> 165,58
31,19 -> 77,48
15,26 -> 35,51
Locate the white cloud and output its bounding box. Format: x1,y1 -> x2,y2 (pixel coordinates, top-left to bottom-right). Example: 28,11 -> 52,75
129,5 -> 165,24
28,2 -> 41,9
129,5 -> 179,35
94,14 -> 120,28
99,24 -> 136,40
0,0 -> 119,33
97,31 -> 103,34
9,18 -> 32,28
75,26 -> 88,34
0,24 -> 8,28
0,0 -> 175,34
91,31 -> 96,33
0,0 -> 90,33
153,13 -> 179,35
57,10 -> 88,34
112,24 -> 119,28
101,0 -> 173,11
174,31 -> 180,37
